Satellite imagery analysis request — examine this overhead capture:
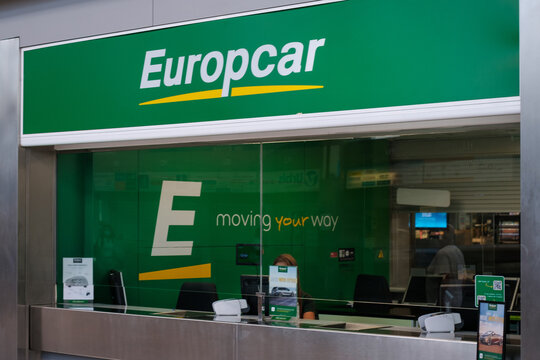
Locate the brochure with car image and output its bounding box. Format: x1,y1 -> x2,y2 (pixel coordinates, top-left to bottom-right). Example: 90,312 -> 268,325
477,301 -> 506,360
269,265 -> 297,319
63,257 -> 94,302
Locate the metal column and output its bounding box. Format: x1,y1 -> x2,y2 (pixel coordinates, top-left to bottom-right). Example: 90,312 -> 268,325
0,37 -> 20,360
520,1 -> 540,359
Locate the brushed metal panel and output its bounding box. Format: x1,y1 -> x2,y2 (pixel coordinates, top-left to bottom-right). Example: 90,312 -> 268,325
0,0 -> 153,47
237,325 -> 476,360
24,149 -> 56,306
153,0 -> 321,26
0,37 -> 20,360
31,306 -> 486,360
520,1 -> 540,360
18,147 -> 27,304
31,307 -> 236,360
42,353 -> 104,360
18,304 -> 43,360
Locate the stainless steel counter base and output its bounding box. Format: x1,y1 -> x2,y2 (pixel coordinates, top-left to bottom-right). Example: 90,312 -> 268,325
30,305 -> 483,360
237,323 -> 475,360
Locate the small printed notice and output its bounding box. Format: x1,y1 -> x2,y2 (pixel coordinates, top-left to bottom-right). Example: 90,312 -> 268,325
338,248 -> 355,261
63,258 -> 94,301
269,265 -> 298,319
475,275 -> 505,307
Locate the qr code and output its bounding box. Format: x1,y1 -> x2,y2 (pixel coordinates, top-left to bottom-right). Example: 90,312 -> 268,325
493,280 -> 503,291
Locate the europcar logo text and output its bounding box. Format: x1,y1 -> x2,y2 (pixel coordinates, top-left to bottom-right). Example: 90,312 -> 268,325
139,38 -> 326,105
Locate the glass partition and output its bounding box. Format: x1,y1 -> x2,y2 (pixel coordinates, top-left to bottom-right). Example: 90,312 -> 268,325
260,139 -> 391,318
57,144 -> 261,310
56,125 -> 520,331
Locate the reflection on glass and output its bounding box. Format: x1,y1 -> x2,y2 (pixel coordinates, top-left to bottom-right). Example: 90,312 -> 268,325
56,126 -> 520,332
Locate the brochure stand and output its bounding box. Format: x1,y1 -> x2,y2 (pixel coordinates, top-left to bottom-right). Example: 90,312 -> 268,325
477,301 -> 506,360
269,265 -> 298,320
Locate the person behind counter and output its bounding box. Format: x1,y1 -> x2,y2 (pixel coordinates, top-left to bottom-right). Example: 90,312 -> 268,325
272,254 -> 317,320
427,224 -> 466,308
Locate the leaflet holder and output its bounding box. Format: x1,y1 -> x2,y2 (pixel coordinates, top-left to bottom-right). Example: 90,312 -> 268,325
212,299 -> 249,316
418,312 -> 462,333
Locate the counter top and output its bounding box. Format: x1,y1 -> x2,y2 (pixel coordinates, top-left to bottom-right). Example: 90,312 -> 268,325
51,303 -> 472,340
29,303 -> 520,360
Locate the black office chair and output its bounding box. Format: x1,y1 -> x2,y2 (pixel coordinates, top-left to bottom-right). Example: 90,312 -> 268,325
176,282 -> 218,311
353,274 -> 392,303
108,269 -> 127,306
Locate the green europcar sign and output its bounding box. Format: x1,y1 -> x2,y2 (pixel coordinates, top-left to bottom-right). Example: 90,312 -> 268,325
23,0 -> 518,140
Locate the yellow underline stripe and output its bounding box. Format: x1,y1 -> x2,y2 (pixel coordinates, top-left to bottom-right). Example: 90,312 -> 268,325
139,85 -> 324,106
139,89 -> 222,105
139,263 -> 211,281
231,85 -> 323,97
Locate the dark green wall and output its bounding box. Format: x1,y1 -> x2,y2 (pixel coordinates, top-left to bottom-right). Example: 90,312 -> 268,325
57,140 -> 390,307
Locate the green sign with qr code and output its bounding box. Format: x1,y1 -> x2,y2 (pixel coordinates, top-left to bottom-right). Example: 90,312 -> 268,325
475,275 -> 505,307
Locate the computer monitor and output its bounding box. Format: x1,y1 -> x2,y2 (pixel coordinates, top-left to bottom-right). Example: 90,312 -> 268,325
415,212 -> 448,229
439,282 -> 476,308
513,284 -> 521,311
236,244 -> 260,266
504,277 -> 519,310
402,275 -> 444,305
240,275 -> 269,315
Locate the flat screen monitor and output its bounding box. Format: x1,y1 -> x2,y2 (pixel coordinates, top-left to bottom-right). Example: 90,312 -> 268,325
436,278 -> 519,310
236,244 -> 260,266
477,301 -> 506,360
402,275 -> 444,305
513,285 -> 521,311
240,275 -> 269,315
415,212 -> 447,229
504,277 -> 519,310
439,282 -> 476,308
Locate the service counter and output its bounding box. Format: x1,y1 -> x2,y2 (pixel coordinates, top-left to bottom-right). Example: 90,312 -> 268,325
29,304 -> 520,360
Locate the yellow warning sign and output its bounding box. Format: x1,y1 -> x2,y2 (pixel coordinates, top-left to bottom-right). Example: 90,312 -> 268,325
378,250 -> 384,259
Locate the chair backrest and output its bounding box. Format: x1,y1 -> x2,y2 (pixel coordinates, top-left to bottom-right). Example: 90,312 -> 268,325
108,270 -> 127,306
354,274 -> 392,303
176,282 -> 218,311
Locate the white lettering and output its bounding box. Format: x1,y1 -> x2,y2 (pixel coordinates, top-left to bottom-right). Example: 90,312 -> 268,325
241,213 -> 250,226
151,181 -> 201,256
311,215 -> 323,227
222,49 -> 249,97
251,44 -> 277,78
323,216 -> 331,227
216,213 -> 231,226
201,51 -> 224,83
140,39 -> 326,94
216,212 -> 272,232
309,215 -> 339,231
185,54 -> 202,84
331,215 -> 339,231
164,56 -> 185,87
263,214 -> 272,231
277,42 -> 303,76
140,49 -> 166,89
305,38 -> 326,72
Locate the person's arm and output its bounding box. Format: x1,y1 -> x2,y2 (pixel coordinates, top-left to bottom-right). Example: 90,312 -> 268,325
302,311 -> 316,320
300,293 -> 317,320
